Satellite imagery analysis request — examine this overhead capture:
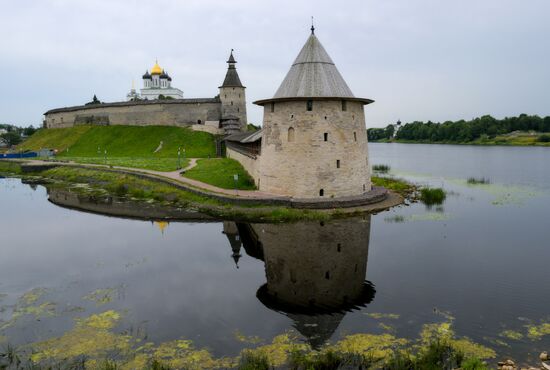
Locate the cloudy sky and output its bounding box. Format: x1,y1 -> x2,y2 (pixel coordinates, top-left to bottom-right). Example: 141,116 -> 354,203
1,0 -> 549,128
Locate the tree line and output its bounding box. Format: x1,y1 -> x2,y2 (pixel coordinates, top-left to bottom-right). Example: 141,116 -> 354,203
367,114 -> 550,143
0,124 -> 38,146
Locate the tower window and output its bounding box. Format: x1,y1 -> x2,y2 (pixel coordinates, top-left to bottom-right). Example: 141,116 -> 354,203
354,132 -> 357,141
319,189 -> 324,197
324,116 -> 327,120
237,108 -> 240,112
306,100 -> 313,111
197,119 -> 202,124
287,127 -> 295,142
325,271 -> 330,280
342,100 -> 347,111
270,102 -> 275,113
323,133 -> 328,142
336,160 -> 340,168
363,184 -> 366,191
231,101 -> 233,105
239,94 -> 241,98
337,243 -> 342,252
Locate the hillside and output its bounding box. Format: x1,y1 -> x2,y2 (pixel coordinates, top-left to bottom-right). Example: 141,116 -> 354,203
19,125 -> 217,158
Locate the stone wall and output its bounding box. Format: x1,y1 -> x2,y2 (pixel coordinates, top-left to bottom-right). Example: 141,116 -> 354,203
258,100 -> 371,198
226,146 -> 260,184
251,216 -> 371,309
44,99 -> 222,130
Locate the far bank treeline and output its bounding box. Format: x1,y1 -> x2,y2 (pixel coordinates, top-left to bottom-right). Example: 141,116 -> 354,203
367,114 -> 550,144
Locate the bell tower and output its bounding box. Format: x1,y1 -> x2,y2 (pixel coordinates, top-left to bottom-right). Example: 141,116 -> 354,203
219,49 -> 247,131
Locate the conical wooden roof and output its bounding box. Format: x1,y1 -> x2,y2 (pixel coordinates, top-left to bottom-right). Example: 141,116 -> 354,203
254,30 -> 373,106
273,33 -> 354,98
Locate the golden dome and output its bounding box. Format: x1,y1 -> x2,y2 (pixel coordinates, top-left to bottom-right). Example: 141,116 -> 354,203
154,221 -> 169,234
151,60 -> 162,75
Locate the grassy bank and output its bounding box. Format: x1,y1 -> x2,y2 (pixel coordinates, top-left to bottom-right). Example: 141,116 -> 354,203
19,125 -> 217,157
183,158 -> 257,190
53,156 -> 190,172
10,165 -> 331,222
371,132 -> 550,147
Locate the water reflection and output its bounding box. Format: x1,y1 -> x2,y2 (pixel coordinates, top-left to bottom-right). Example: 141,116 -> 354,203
224,218 -> 376,348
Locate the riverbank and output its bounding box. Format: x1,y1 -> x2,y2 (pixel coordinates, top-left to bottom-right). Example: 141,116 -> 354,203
0,160 -> 408,222
371,133 -> 550,147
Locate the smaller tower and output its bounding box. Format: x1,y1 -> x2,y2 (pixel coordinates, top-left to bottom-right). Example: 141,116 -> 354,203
142,70 -> 151,88
220,50 -> 247,131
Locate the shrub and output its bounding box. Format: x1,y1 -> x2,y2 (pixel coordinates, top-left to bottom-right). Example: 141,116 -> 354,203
537,134 -> 550,142
420,187 -> 447,206
372,164 -> 391,173
467,177 -> 490,185
238,350 -> 270,370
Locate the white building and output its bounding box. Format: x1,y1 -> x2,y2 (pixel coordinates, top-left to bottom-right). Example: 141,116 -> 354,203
127,61 -> 183,101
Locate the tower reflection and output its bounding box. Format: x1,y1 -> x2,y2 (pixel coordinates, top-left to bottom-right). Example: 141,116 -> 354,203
224,216 -> 375,348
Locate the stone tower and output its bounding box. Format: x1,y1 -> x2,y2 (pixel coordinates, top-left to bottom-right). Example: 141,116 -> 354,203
254,27 -> 374,198
220,50 -> 247,132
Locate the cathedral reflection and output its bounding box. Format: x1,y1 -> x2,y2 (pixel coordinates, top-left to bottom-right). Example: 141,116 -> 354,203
223,216 -> 375,348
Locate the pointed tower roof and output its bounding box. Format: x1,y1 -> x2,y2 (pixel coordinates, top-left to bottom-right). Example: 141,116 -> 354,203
254,28 -> 373,105
220,49 -> 245,88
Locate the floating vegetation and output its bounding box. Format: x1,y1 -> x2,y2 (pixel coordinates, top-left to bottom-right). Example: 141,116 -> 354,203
366,312 -> 400,320
234,330 -> 262,345
526,322 -> 550,340
499,330 -> 524,340
384,215 -> 406,223
384,212 -> 450,223
467,177 -> 491,185
84,287 -> 122,306
372,164 -> 391,173
420,187 -> 447,206
30,310 -> 132,363
0,288 -> 57,330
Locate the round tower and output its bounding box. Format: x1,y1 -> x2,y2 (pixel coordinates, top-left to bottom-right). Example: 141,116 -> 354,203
219,50 -> 247,131
254,27 -> 374,199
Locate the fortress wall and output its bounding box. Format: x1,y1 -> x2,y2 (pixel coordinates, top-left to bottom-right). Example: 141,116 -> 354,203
44,100 -> 222,130
226,146 -> 260,184
259,100 -> 371,198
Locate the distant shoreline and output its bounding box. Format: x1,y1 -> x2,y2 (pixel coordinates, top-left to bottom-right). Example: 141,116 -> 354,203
369,139 -> 550,147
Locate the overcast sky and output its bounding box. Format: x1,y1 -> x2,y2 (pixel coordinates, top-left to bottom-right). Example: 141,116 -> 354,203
1,0 -> 549,128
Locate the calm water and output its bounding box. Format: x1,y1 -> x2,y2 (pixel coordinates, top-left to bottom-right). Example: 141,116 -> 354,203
1,143 -> 549,363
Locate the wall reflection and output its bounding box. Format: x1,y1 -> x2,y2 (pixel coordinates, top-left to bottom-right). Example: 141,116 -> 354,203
224,217 -> 376,348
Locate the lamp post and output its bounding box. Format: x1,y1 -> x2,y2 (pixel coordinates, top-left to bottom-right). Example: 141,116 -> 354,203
233,174 -> 238,195
177,149 -> 181,169
104,149 -> 107,165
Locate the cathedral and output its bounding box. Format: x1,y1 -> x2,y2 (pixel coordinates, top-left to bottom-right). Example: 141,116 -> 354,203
126,60 -> 184,101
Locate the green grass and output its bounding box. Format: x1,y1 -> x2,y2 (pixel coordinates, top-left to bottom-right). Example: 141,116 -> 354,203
420,187 -> 447,206
56,157 -> 190,172
19,125 -> 217,158
0,161 -> 22,174
371,176 -> 415,197
183,158 -> 257,190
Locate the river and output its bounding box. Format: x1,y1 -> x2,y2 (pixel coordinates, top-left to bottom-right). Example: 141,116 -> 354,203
0,143 -> 549,364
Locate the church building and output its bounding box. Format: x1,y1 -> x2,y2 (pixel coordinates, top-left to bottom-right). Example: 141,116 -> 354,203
127,60 -> 184,100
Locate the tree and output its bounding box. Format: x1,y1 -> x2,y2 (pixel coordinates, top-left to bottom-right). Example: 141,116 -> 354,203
1,132 -> 22,146
23,126 -> 37,136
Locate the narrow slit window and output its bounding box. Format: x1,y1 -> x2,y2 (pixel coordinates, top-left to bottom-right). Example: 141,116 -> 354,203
336,160 -> 340,168
325,271 -> 330,280
306,100 -> 313,111
324,133 -> 328,142
319,189 -> 324,197
270,102 -> 275,113
342,100 -> 347,111
354,132 -> 357,141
